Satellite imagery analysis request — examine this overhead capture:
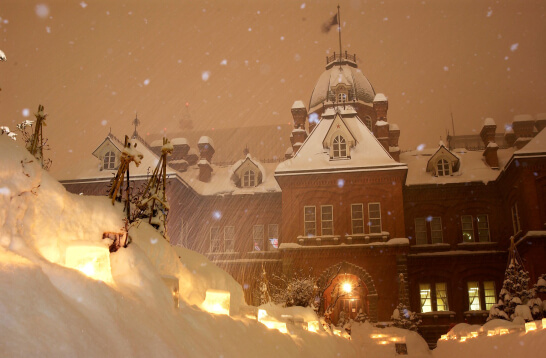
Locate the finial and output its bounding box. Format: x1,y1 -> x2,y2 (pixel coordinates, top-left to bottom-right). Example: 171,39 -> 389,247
132,112 -> 141,138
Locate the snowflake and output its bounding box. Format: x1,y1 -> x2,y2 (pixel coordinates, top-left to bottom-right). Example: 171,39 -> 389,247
80,1 -> 88,9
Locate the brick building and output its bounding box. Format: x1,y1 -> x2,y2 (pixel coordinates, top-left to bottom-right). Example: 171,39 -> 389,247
55,51 -> 546,346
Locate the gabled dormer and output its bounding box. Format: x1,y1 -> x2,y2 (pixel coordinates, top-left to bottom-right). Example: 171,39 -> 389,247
231,155 -> 264,188
322,112 -> 357,160
92,136 -> 122,171
426,143 -> 460,176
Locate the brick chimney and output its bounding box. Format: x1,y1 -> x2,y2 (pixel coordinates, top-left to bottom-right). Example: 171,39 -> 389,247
171,137 -> 190,160
388,123 -> 401,162
480,118 -> 497,147
512,114 -> 535,139
197,136 -> 215,162
373,93 -> 388,133
291,100 -> 307,129
483,142 -> 499,168
375,120 -> 389,152
504,127 -> 516,147
198,159 -> 212,182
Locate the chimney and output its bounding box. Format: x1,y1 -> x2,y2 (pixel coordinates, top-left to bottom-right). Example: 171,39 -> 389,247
291,128 -> 307,146
198,159 -> 213,182
171,137 -> 190,160
504,127 -> 516,147
291,100 -> 308,129
536,113 -> 546,133
483,142 -> 499,168
512,114 -> 535,139
480,118 -> 497,147
373,93 -> 388,133
375,120 -> 389,152
197,136 -> 215,162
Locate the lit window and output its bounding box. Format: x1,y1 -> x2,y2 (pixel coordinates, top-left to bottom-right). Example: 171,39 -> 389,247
477,215 -> 490,242
253,225 -> 264,251
467,280 -> 496,311
103,151 -> 116,170
210,227 -> 221,253
243,170 -> 256,187
430,217 -> 443,244
304,206 -> 316,237
415,218 -> 427,245
368,203 -> 382,234
461,215 -> 474,242
437,159 -> 450,176
333,135 -> 347,159
267,224 -> 279,250
224,226 -> 235,253
511,203 -> 521,235
338,92 -> 347,102
321,205 -> 334,236
351,204 -> 364,234
420,282 -> 449,313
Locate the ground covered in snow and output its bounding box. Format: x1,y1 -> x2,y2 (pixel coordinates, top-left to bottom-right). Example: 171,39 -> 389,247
1,134 -> 545,357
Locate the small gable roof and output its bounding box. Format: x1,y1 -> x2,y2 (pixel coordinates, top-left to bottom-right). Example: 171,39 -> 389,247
322,111 -> 357,149
426,145 -> 460,172
92,136 -> 123,159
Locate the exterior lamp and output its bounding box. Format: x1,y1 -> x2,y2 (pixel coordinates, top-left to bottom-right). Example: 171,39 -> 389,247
202,289 -> 230,316
342,282 -> 352,294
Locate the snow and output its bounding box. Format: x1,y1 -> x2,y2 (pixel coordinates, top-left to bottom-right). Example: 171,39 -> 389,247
292,100 -> 305,109
513,114 -> 534,122
486,142 -> 498,148
483,118 -> 496,126
198,135 -> 214,148
389,123 -> 400,131
537,113 -> 546,121
513,126 -> 546,155
374,93 -> 387,102
171,137 -> 189,146
375,120 -> 388,127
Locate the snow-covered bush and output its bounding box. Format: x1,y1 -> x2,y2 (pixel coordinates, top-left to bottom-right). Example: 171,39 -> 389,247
271,271 -> 316,308
391,303 -> 421,331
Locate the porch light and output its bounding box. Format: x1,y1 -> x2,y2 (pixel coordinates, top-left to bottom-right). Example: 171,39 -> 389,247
525,321 -> 537,333
65,243 -> 113,283
342,282 -> 352,293
202,289 -> 230,316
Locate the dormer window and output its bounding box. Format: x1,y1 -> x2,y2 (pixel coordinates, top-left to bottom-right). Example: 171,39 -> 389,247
103,151 -> 116,170
333,135 -> 347,158
338,93 -> 347,102
243,170 -> 256,187
436,159 -> 450,176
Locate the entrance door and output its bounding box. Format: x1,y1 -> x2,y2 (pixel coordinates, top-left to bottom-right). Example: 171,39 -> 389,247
339,298 -> 362,320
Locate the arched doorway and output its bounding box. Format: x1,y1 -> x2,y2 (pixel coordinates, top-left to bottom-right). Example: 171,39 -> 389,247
316,261 -> 378,323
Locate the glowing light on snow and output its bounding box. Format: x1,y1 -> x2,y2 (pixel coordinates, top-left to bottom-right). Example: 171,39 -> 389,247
212,211 -> 222,220
280,36 -> 285,41
333,328 -> 342,337
525,321 -> 537,332
35,4 -> 50,18
510,43 -> 518,52
80,1 -> 88,9
65,243 -> 113,283
487,330 -> 495,336
499,328 -> 509,335
460,336 -> 466,342
201,71 -> 211,81
143,78 -> 150,86
0,187 -> 11,196
307,321 -> 320,333
260,320 -> 288,334
220,59 -> 227,66
202,289 -> 230,316
337,179 -> 345,188
440,334 -> 448,340
470,331 -> 478,338
542,318 -> 546,329
486,9 -> 493,17
101,120 -> 108,126
22,108 -> 30,117
417,144 -> 425,151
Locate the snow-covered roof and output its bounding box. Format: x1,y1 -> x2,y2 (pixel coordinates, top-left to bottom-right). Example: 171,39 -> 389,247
389,123 -> 399,131
512,126 -> 546,156
276,107 -> 406,176
483,118 -> 496,126
374,93 -> 387,102
513,114 -> 534,122
400,147 -> 514,186
308,64 -> 375,110
171,137 -> 189,146
198,136 -> 214,148
230,154 -> 266,179
537,113 -> 546,121
291,100 -> 305,109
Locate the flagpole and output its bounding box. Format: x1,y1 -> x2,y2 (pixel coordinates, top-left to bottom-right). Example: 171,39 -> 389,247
337,5 -> 342,64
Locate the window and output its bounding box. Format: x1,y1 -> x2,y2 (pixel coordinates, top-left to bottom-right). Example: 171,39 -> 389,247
333,135 -> 347,159
419,282 -> 449,313
368,203 -> 382,234
461,215 -> 474,242
103,151 -> 116,170
224,226 -> 235,253
304,206 -> 316,237
210,227 -> 221,253
436,159 -> 450,176
467,280 -> 496,311
338,92 -> 347,102
268,224 -> 279,250
253,225 -> 264,251
364,116 -> 372,131
321,205 -> 334,236
511,203 -> 521,235
415,217 -> 443,245
351,204 -> 364,234
243,170 -> 256,187
477,215 -> 490,242
461,215 -> 490,243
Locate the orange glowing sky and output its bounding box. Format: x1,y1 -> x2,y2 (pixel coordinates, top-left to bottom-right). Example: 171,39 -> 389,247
0,0 -> 545,168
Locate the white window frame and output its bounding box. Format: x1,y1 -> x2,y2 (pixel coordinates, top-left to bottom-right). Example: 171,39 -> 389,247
430,217 -> 443,244
224,226 -> 235,253
368,203 -> 382,234
436,158 -> 450,176
351,204 -> 364,235
467,281 -> 481,311
103,151 -> 116,170
414,217 -> 427,245
511,203 -> 521,235
321,205 -> 334,236
461,215 -> 474,242
267,224 -> 279,250
419,283 -> 432,313
210,226 -> 221,253
332,135 -> 347,159
253,225 -> 264,251
304,206 -> 316,237
243,170 -> 256,187
477,215 -> 490,242
337,92 -> 347,102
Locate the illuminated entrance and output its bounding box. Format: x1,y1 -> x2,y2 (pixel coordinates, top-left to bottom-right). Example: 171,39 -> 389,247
316,261 -> 378,323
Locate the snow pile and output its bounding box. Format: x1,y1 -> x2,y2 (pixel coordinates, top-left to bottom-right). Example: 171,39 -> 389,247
0,135 -> 360,357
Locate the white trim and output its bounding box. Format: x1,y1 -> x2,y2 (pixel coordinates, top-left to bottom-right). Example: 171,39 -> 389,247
368,202 -> 382,234
210,226 -> 221,253
321,205 -> 334,236
224,226 -> 235,253
461,215 -> 474,242
304,206 -> 316,236
253,225 -> 264,251
351,203 -> 364,235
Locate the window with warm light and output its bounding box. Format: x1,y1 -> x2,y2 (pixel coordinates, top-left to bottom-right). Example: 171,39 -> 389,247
351,204 -> 364,234
420,283 -> 432,313
243,170 -> 256,187
368,203 -> 382,234
267,224 -> 279,250
484,281 -> 496,310
321,205 -> 333,235
253,225 -> 264,251
224,226 -> 235,253
333,135 -> 347,159
467,280 -> 496,311
103,151 -> 116,170
461,215 -> 474,242
304,206 -> 316,237
468,281 -> 480,310
436,159 -> 450,176
419,282 -> 449,313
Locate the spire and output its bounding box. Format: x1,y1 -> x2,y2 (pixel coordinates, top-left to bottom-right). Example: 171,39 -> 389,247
132,113 -> 141,138
337,5 -> 342,66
